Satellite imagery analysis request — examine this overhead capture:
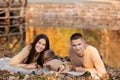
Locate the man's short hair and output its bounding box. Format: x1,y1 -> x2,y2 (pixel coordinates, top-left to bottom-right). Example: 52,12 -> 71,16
70,33 -> 83,41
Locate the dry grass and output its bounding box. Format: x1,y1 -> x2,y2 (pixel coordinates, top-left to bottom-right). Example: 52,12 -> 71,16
0,47 -> 120,80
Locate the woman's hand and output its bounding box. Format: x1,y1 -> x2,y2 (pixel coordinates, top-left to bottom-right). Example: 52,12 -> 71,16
17,63 -> 37,69
24,63 -> 37,69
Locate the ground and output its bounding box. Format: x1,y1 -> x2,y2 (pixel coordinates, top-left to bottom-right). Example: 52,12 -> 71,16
0,47 -> 120,80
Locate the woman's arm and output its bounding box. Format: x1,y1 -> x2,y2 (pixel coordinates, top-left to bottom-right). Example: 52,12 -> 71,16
14,63 -> 37,69
9,46 -> 30,66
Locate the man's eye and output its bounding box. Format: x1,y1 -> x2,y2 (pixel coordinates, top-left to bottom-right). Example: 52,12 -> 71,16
78,43 -> 81,46
72,45 -> 76,47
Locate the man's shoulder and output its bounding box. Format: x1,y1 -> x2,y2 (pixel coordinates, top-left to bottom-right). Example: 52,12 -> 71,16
86,45 -> 98,52
87,45 -> 97,49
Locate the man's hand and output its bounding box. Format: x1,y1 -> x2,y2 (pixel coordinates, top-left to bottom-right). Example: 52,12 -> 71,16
58,64 -> 65,72
75,67 -> 85,72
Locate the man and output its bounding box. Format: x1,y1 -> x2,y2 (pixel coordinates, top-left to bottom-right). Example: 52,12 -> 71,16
69,33 -> 107,78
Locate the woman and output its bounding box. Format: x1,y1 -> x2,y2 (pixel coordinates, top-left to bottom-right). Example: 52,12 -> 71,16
9,34 -> 50,69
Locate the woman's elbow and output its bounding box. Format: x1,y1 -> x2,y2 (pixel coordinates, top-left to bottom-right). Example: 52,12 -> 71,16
8,62 -> 14,66
8,61 -> 17,66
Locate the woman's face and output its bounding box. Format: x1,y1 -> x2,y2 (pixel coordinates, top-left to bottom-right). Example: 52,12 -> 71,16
35,38 -> 46,53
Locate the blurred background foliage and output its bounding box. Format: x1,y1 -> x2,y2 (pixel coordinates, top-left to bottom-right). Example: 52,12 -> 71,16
26,27 -> 120,66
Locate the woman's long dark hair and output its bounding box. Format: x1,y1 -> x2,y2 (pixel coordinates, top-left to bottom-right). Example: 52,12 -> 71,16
25,34 -> 50,67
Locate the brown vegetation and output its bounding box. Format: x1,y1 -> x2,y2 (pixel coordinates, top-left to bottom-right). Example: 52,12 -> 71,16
0,47 -> 120,80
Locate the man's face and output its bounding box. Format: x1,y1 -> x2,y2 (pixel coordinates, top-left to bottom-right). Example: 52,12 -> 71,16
71,38 -> 85,56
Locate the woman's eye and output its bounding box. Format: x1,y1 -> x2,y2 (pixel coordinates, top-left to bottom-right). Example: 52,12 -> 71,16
38,42 -> 41,44
42,44 -> 45,46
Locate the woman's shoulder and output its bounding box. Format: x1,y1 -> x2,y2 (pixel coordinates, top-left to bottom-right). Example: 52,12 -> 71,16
23,45 -> 31,51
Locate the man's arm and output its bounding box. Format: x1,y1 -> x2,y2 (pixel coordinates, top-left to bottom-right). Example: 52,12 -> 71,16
75,66 -> 107,78
75,46 -> 107,77
90,47 -> 107,77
